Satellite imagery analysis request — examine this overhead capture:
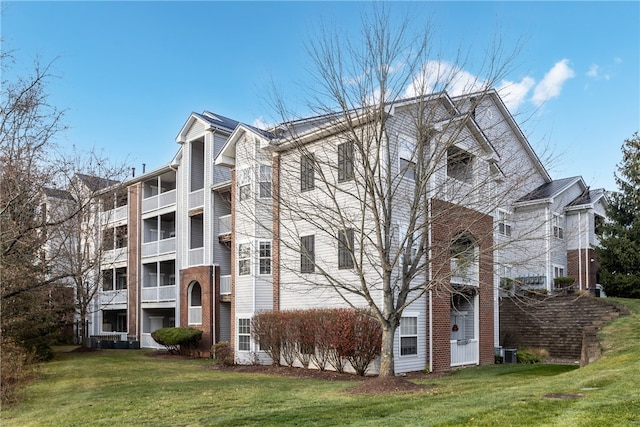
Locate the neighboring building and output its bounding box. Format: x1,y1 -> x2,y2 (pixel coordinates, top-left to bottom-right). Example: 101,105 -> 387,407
84,90 -> 606,373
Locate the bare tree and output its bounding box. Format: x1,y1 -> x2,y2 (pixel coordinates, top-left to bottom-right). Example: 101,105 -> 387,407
249,7 -> 548,376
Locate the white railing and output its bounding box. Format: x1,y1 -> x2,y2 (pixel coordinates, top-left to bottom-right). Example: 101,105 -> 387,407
141,237 -> 176,258
450,339 -> 479,366
103,248 -> 127,264
220,275 -> 231,295
451,258 -> 479,286
101,289 -> 128,305
142,189 -> 177,213
188,307 -> 202,325
189,189 -> 204,210
218,214 -> 231,236
141,285 -> 176,302
189,248 -> 204,266
101,205 -> 128,225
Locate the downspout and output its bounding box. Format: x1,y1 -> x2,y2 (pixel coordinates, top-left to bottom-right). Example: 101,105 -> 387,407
546,206 -> 551,291
578,211 -> 583,290
585,213 -> 590,290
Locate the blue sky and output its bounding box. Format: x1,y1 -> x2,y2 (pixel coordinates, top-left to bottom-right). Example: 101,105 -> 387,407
3,1 -> 638,191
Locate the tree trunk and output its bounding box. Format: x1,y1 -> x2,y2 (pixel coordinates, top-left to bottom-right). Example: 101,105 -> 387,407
379,323 -> 397,377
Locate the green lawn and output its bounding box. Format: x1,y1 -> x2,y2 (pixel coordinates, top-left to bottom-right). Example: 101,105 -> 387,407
3,298 -> 640,426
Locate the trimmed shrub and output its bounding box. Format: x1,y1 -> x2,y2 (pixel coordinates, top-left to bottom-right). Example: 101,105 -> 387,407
151,327 -> 202,354
554,276 -> 576,289
211,341 -> 234,366
251,311 -> 284,366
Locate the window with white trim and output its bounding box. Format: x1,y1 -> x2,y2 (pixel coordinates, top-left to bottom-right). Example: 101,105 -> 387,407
238,243 -> 251,276
259,165 -> 272,198
498,210 -> 512,236
554,265 -> 565,278
399,138 -> 416,181
400,316 -> 418,356
237,168 -> 252,202
259,241 -> 271,275
553,214 -> 564,239
238,318 -> 251,351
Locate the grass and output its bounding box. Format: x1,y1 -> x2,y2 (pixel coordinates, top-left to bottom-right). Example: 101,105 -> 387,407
2,298 -> 640,426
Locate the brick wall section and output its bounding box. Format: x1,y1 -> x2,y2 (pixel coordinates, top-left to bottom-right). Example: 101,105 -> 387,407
429,199 -> 495,371
499,295 -> 629,359
272,153 -> 280,311
127,183 -> 141,338
180,265 -> 214,354
229,169 -> 236,352
567,248 -> 599,290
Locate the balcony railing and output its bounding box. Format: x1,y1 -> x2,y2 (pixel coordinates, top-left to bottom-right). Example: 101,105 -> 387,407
188,247 -> 204,266
141,285 -> 176,302
100,289 -> 128,305
142,189 -> 176,213
101,205 -> 128,225
141,237 -> 176,258
450,258 -> 479,286
189,189 -> 204,210
450,339 -> 479,366
103,247 -> 127,264
220,275 -> 231,295
188,306 -> 202,325
218,214 -> 231,237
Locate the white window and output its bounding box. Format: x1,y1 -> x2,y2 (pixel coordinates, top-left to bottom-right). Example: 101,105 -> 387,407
400,316 -> 418,356
259,241 -> 271,275
237,168 -> 252,201
399,138 -> 416,181
300,235 -> 315,273
554,265 -> 565,278
238,318 -> 251,351
259,165 -> 272,198
553,214 -> 564,239
498,210 -> 512,236
238,243 -> 251,276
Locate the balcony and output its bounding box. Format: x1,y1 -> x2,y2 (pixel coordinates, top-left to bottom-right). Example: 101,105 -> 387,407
103,247 -> 127,264
218,215 -> 231,242
101,205 -> 128,225
189,189 -> 204,210
450,258 -> 479,286
142,189 -> 176,213
220,275 -> 231,296
188,248 -> 204,266
142,237 -> 176,258
188,306 -> 202,325
141,285 -> 176,302
101,289 -> 128,305
450,339 -> 479,367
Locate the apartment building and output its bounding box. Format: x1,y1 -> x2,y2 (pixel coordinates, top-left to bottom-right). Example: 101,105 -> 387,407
89,90 -> 606,373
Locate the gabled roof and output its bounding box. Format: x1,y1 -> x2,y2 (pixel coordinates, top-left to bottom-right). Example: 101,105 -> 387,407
215,123 -> 275,168
75,173 -> 120,192
176,111 -> 240,144
515,176 -> 584,204
452,90 -> 551,183
566,188 -> 608,210
43,187 -> 74,201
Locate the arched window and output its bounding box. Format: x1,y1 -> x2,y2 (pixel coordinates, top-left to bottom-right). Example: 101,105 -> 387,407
188,281 -> 202,325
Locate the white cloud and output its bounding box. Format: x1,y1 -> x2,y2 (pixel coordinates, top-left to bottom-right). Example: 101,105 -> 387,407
404,60 -> 485,98
531,59 -> 575,106
252,116 -> 271,130
496,76 -> 536,112
587,64 -> 599,78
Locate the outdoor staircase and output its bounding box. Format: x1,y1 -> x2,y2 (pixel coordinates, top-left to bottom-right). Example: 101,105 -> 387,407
499,295 -> 630,365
